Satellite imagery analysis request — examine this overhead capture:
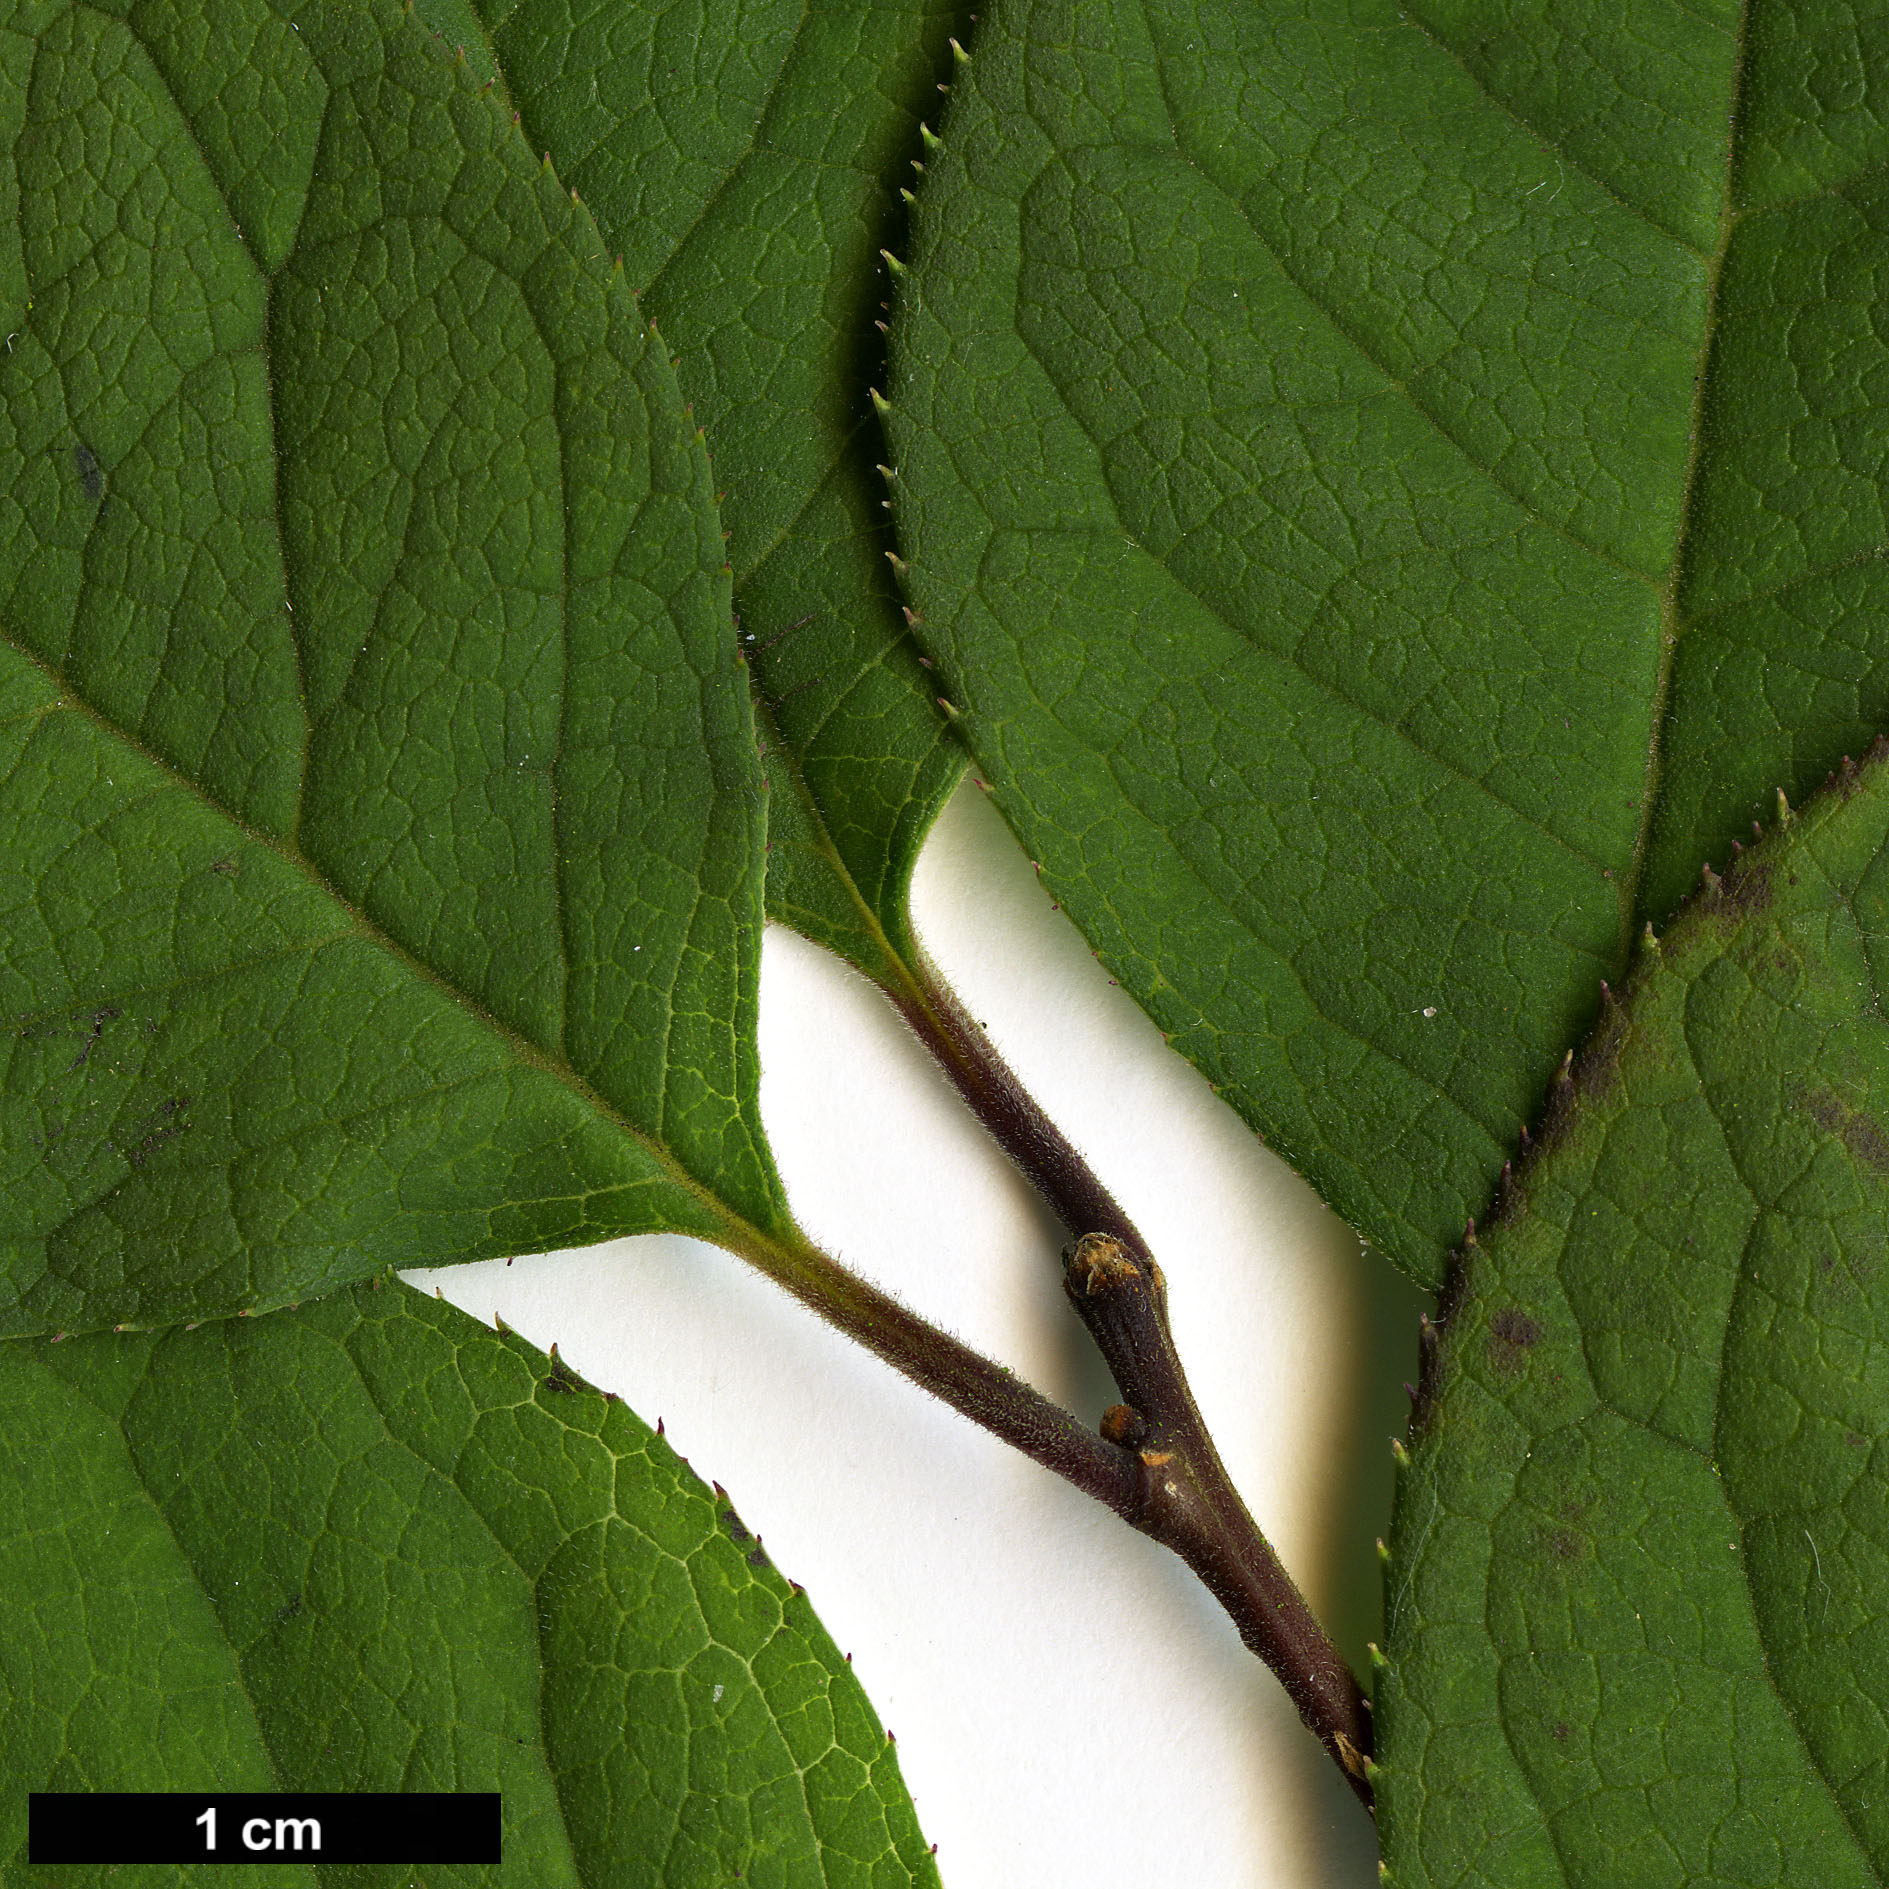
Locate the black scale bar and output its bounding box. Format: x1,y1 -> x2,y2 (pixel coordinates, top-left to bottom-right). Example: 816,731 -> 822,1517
29,1793 -> 501,1865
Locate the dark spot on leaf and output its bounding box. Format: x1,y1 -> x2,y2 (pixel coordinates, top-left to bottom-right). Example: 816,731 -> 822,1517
1490,1307 -> 1541,1349
746,1545 -> 769,1568
114,1095 -> 192,1168
65,1006 -> 120,1073
542,1343 -> 596,1396
73,441 -> 103,503
1569,999 -> 1627,1106
1723,859 -> 1772,917
1848,1432 -> 1869,1450
722,1506 -> 751,1543
1800,1087 -> 1889,1172
1547,1527 -> 1584,1562
1552,1722 -> 1571,1743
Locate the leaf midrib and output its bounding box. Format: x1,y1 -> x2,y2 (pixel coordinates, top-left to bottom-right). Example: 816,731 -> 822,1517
1135,0 -> 1757,972
1620,0 -> 1754,957
22,6 -> 799,1271
3,626 -> 775,1269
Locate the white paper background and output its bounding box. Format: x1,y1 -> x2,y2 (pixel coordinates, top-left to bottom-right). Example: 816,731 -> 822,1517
411,783 -> 1428,1887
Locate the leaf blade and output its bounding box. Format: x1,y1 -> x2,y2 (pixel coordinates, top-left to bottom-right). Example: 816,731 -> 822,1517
446,0 -> 970,977
0,1278 -> 939,1885
886,0 -> 1748,1275
0,0 -> 789,1331
1378,758 -> 1889,1884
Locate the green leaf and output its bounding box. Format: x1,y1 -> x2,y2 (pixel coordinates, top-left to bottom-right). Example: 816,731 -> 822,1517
0,1275 -> 939,1884
1641,11 -> 1889,922
886,0 -> 1889,1284
1375,753 -> 1889,1884
0,0 -> 800,1333
433,0 -> 969,981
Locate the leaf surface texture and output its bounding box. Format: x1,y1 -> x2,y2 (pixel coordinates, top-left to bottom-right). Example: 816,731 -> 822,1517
0,0 -> 792,1332
0,1277 -> 939,1885
1378,756 -> 1889,1884
437,0 -> 970,979
888,0 -> 1889,1282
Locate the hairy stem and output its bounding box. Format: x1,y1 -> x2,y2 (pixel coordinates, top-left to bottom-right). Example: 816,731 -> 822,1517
723,1217 -> 1142,1511
1068,1234 -> 1374,1802
886,954 -> 1374,1805
889,950 -> 1145,1254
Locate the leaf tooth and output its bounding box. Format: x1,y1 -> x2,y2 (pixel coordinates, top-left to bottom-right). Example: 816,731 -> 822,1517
884,549 -> 909,580
1367,1640 -> 1389,1672
949,35 -> 970,63
1700,859 -> 1723,897
1776,785 -> 1793,827
920,122 -> 944,153
1390,1437 -> 1411,1467
900,188 -> 918,207
869,386 -> 892,418
1640,920 -> 1661,960
1376,1536 -> 1392,1566
880,247 -> 908,276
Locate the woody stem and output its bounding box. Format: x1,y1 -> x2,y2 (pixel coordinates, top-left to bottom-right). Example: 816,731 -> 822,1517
885,956 -> 1374,1806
